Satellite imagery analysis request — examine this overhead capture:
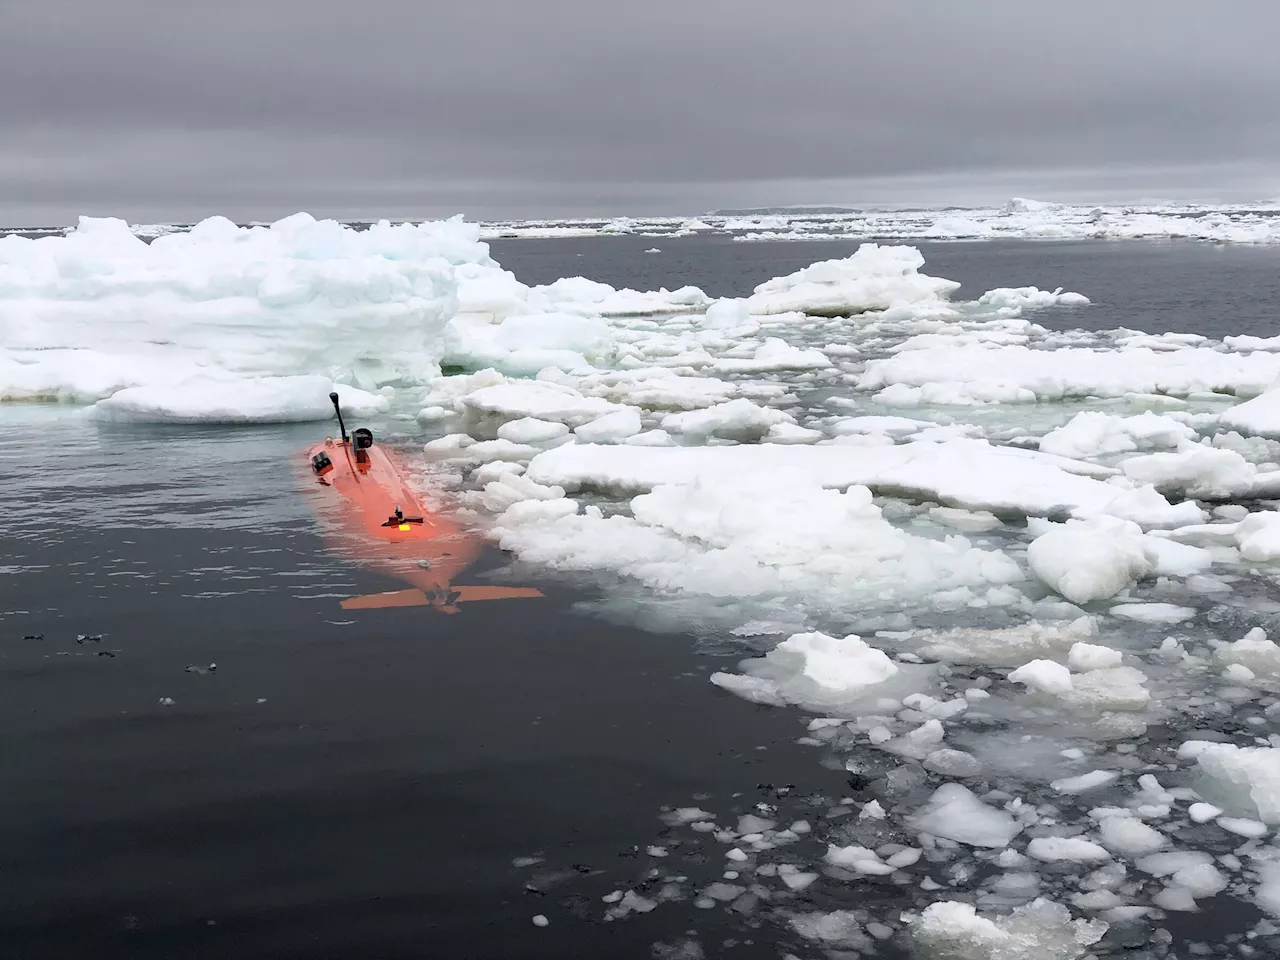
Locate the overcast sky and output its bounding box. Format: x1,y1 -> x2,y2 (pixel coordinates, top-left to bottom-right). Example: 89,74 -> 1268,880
3,0 -> 1279,225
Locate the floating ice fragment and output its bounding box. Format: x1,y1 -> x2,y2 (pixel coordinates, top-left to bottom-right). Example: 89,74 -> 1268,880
1009,660 -> 1073,696
1097,817 -> 1168,857
908,784 -> 1022,848
1027,519 -> 1153,604
908,898 -> 1107,960
1187,802 -> 1222,823
1051,770 -> 1119,794
1026,837 -> 1112,862
1109,603 -> 1196,624
1067,643 -> 1123,672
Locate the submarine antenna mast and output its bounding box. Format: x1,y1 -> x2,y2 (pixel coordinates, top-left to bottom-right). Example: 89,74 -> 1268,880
329,392 -> 349,444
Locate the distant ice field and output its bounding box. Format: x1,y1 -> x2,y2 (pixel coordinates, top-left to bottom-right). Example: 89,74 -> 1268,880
9,212 -> 1280,955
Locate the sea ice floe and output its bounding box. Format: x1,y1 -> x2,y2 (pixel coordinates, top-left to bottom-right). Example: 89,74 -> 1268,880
88,375 -> 389,424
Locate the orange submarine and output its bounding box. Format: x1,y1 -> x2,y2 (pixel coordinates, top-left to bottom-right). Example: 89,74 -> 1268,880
303,392 -> 542,613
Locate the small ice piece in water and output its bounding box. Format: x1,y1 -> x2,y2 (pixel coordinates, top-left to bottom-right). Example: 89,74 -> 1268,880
712,631 -> 906,710
1009,660 -> 1074,696
574,407 -> 644,443
825,845 -> 897,875
1178,741 -> 1280,823
1217,627 -> 1280,676
1026,520 -> 1152,604
907,784 -> 1022,848
1051,770 -> 1118,794
788,909 -> 872,949
532,915 -> 549,927
781,870 -> 819,892
1067,642 -> 1123,672
1217,817 -> 1269,838
1098,816 -> 1168,857
1026,837 -> 1112,863
660,807 -> 715,826
497,417 -> 570,445
1109,602 -> 1196,624
925,749 -> 983,777
908,898 -> 1108,959
1188,802 -> 1222,823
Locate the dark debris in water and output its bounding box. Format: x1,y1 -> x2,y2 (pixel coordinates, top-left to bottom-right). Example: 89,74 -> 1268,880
22,633 -> 43,641
184,663 -> 217,675
76,634 -> 103,644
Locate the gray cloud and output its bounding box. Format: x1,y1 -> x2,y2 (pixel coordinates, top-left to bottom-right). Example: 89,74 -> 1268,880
3,0 -> 1279,224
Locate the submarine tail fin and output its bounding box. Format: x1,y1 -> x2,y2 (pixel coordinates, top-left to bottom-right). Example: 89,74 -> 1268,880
339,585 -> 543,611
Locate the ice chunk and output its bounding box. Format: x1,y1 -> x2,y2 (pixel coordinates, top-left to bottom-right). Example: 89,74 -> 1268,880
1220,384 -> 1280,438
825,844 -> 897,875
573,407 -> 644,443
661,398 -> 793,442
925,507 -> 1003,534
1009,660 -> 1074,696
701,298 -> 751,329
440,311 -> 610,375
978,286 -> 1090,310
1217,627 -> 1280,675
477,473 -> 567,513
919,617 -> 1096,668
781,870 -> 819,892
1051,770 -> 1119,794
1026,519 -> 1153,604
1121,447 -> 1259,500
461,381 -> 623,428
711,337 -> 832,373
925,749 -> 984,777
1109,603 -> 1196,624
1178,741 -> 1280,823
1218,817 -> 1268,838
1097,817 -> 1168,857
497,468 -> 1022,624
711,631 -> 912,712
861,342 -> 1280,405
1026,837 -> 1112,862
1235,512 -> 1280,561
1038,411 -> 1194,461
789,910 -> 872,949
908,784 -> 1022,848
90,375 -> 389,424
1,213 -> 480,400
909,898 -> 1107,960
744,243 -> 960,317
496,417 -> 570,445
1065,666 -> 1151,712
1187,803 -> 1222,823
1067,643 -> 1123,672
524,440 -> 1192,524
660,807 -> 715,826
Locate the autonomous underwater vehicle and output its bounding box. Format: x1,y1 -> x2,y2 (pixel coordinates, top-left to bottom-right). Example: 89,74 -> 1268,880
304,392 -> 542,612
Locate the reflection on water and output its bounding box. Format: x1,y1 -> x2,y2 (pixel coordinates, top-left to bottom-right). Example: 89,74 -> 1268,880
0,410 -> 384,606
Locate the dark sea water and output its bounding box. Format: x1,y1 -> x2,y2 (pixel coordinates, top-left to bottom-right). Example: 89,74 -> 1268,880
3,237 -> 1279,959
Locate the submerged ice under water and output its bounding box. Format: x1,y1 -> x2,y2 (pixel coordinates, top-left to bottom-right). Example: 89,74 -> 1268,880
9,214 -> 1280,956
